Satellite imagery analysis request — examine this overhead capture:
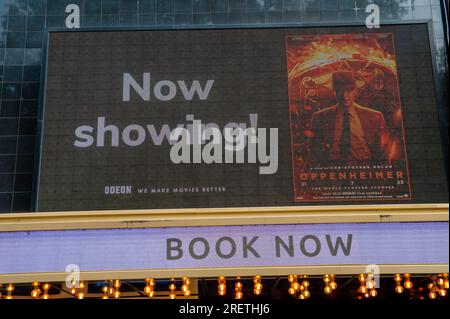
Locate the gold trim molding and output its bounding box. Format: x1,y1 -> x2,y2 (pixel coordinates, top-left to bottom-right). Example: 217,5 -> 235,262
0,203 -> 448,232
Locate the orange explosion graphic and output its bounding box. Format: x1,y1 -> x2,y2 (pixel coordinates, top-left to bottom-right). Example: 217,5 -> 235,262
286,32 -> 411,202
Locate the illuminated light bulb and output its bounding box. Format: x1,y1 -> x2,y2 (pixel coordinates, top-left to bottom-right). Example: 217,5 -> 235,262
108,286 -> 115,295
113,280 -> 121,289
301,280 -> 310,288
253,276 -> 262,295
444,280 -> 449,290
358,274 -> 366,283
40,283 -> 51,299
31,289 -> 41,298
438,289 -> 447,297
357,295 -> 362,300
218,277 -> 226,296
428,291 -> 437,299
5,284 -> 14,299
403,274 -> 413,289
288,275 -> 297,283
292,282 -> 300,291
102,283 -> 110,299
323,275 -> 331,284
324,285 -> 333,295
437,278 -> 444,286
79,281 -> 86,290
394,274 -> 402,283
404,280 -> 413,289
303,290 -> 310,299
395,284 -> 404,294
298,293 -> 305,299
329,281 -> 338,290
364,293 -> 370,298
112,279 -> 122,299
169,279 -> 177,299
70,288 -> 77,294
427,282 -> 434,289
235,278 -> 243,299
144,285 -> 152,294
31,282 -> 41,298
369,289 -> 377,297
77,292 -> 85,299
360,286 -> 368,294
148,290 -> 155,298
288,287 -> 296,295
182,277 -> 190,296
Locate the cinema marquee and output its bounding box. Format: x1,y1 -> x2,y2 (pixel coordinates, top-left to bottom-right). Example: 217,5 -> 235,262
0,1 -> 448,301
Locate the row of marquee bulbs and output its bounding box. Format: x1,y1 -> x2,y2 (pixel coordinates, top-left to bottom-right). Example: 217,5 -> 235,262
218,276 -> 262,299
393,273 -> 448,299
0,273 -> 448,299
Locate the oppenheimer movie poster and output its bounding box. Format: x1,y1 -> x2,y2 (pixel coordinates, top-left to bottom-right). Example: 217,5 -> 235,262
286,33 -> 411,202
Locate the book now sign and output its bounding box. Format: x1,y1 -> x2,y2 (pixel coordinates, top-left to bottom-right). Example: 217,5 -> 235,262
0,222 -> 447,274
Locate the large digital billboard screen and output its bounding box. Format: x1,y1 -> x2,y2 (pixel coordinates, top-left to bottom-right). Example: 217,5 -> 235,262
35,24 -> 448,211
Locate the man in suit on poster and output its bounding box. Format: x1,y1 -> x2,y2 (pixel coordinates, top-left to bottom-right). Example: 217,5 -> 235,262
308,71 -> 388,164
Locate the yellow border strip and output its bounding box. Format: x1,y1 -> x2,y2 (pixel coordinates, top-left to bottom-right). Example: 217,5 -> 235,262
0,203 -> 448,232
1,264 -> 447,284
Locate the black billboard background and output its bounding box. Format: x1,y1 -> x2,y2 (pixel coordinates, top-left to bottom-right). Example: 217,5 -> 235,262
36,24 -> 449,211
